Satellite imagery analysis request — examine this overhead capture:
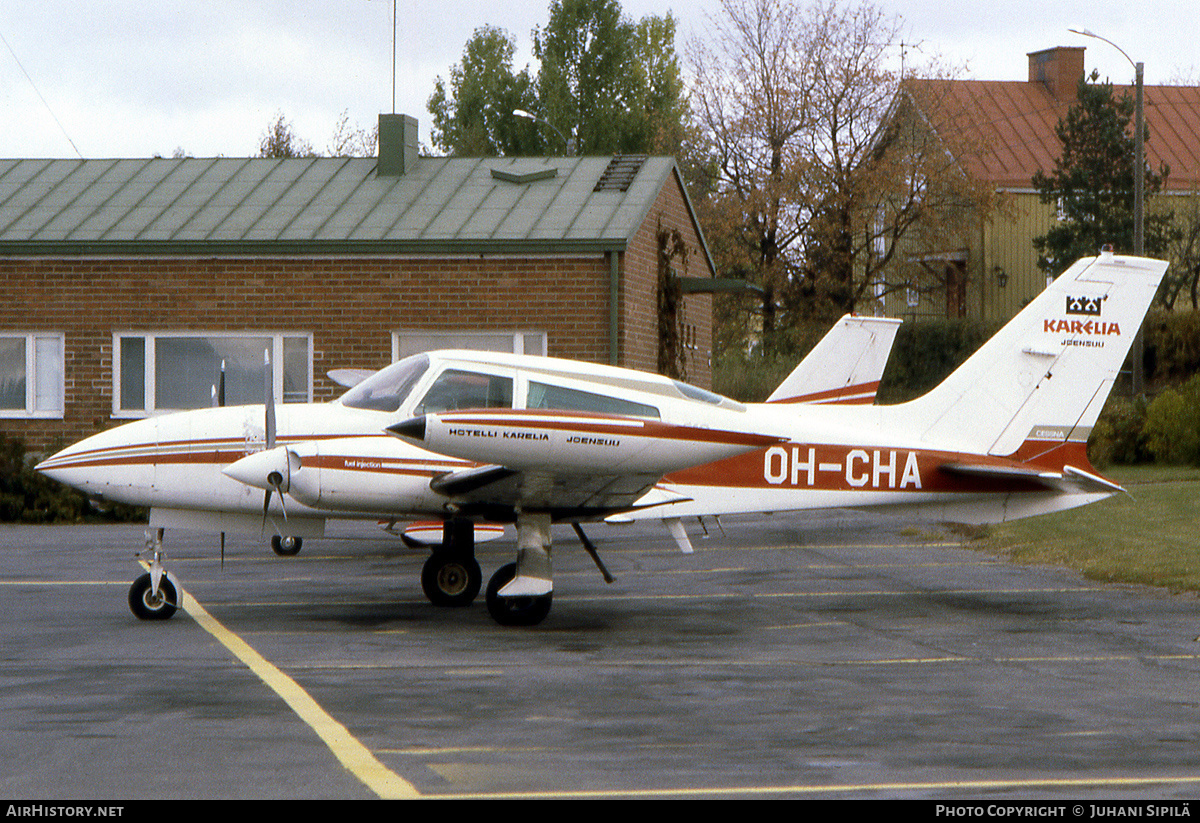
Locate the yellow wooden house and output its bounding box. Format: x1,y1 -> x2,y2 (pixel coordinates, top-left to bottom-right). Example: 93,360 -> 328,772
880,46 -> 1200,322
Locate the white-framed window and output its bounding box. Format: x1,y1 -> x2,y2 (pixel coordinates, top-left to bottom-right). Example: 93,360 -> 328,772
393,330 -> 547,362
0,333 -> 64,418
113,332 -> 312,417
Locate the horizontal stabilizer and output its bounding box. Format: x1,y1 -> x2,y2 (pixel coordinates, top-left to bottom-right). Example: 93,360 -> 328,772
939,461 -> 1061,487
327,368 -> 375,388
1061,465 -> 1125,494
939,461 -> 1125,495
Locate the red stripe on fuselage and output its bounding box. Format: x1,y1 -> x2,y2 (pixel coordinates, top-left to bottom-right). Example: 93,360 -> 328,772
664,439 -> 1106,494
768,381 -> 880,405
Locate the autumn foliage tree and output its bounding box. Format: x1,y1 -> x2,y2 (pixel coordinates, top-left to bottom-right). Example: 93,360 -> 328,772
690,0 -> 998,354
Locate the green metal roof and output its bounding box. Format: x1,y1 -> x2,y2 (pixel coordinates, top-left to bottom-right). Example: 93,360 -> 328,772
0,154 -> 709,263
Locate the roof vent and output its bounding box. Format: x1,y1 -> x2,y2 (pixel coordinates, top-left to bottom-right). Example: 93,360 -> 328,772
491,166 -> 558,184
593,155 -> 648,192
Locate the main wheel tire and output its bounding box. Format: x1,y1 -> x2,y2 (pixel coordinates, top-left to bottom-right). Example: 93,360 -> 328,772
485,562 -> 552,627
128,573 -> 179,621
421,553 -> 482,607
272,535 -> 302,556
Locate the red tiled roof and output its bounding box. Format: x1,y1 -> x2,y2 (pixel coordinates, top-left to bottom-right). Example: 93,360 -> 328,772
906,78 -> 1200,191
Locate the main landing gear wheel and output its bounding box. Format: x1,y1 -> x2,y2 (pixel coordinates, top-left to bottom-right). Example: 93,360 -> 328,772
421,553 -> 482,607
128,572 -> 179,621
485,562 -> 552,627
271,535 -> 302,556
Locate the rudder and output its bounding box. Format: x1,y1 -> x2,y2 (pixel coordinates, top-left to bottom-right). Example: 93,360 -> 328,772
894,252 -> 1169,462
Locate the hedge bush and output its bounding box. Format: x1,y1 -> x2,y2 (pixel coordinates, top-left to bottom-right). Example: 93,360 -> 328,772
1141,374 -> 1200,465
0,435 -> 146,523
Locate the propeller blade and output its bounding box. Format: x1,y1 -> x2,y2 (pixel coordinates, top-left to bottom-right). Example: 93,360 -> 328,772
264,349 -> 276,449
269,473 -> 288,522
261,488 -> 272,537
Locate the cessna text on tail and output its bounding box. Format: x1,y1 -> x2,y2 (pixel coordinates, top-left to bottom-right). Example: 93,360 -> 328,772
37,253 -> 1164,627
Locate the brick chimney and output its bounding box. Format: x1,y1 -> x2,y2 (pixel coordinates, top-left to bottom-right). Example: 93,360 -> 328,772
377,114 -> 418,176
1028,46 -> 1086,101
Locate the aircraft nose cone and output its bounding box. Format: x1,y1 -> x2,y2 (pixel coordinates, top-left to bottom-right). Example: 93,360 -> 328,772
34,419 -> 146,489
386,416 -> 426,443
34,449 -> 70,484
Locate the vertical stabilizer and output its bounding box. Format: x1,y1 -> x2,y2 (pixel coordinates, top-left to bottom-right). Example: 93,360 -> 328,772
767,315 -> 902,405
895,253 -> 1168,461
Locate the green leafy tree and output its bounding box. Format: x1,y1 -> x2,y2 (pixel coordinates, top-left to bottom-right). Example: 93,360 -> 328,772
426,0 -> 687,158
1033,71 -> 1174,275
534,0 -> 645,155
427,26 -> 542,156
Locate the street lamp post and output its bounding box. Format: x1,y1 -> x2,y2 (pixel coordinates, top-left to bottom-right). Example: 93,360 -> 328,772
512,109 -> 577,156
1070,28 -> 1146,396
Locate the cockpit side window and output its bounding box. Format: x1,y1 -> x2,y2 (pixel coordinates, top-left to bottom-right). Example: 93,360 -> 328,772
339,355 -> 429,412
416,369 -> 514,414
527,381 -> 660,419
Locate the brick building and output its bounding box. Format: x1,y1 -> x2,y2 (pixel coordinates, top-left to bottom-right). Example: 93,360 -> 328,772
0,115 -> 715,452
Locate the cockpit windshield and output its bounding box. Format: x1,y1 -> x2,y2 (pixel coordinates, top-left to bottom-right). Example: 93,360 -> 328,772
339,354 -> 429,412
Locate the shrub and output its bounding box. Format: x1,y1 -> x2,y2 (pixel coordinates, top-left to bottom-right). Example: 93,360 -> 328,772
0,435 -> 146,523
1089,396 -> 1150,466
0,435 -> 88,522
1143,311 -> 1200,388
1142,374 -> 1200,465
877,318 -> 998,403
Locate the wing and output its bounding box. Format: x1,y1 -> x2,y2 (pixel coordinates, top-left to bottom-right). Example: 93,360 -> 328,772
388,409 -> 778,520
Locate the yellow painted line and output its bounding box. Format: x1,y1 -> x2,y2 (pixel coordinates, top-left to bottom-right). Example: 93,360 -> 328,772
580,586 -> 1106,602
0,580 -> 126,585
178,588 -> 421,799
422,773 -> 1200,799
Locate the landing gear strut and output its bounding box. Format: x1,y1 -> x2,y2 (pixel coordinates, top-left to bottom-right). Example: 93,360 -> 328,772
420,518 -> 482,607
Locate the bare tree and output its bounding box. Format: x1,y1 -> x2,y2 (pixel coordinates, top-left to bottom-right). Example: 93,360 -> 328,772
326,109 -> 378,157
691,0 -> 999,350
688,0 -> 816,348
258,112 -> 316,158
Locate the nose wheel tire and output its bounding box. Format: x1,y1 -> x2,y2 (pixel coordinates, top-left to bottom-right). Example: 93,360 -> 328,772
421,553 -> 482,607
272,535 -> 302,556
128,573 -> 179,621
485,562 -> 552,626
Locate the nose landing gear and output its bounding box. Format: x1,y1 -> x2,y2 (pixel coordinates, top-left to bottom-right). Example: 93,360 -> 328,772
129,529 -> 181,620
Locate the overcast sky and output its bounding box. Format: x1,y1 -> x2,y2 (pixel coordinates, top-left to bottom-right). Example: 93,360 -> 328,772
1,0 -> 1197,159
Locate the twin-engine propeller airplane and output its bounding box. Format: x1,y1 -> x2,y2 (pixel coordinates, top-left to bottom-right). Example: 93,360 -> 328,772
37,251 -> 1167,627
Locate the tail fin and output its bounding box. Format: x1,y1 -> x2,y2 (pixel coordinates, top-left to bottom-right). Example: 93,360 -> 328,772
895,252 -> 1168,463
767,314 -> 902,405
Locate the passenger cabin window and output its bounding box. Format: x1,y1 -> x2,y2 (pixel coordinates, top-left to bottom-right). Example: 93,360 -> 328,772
416,369 -> 514,414
340,355 -> 429,412
527,381 -> 659,419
